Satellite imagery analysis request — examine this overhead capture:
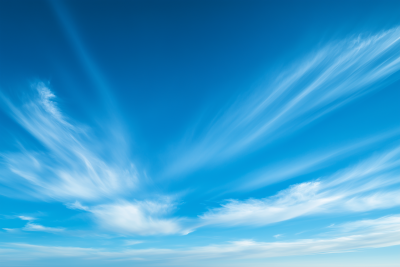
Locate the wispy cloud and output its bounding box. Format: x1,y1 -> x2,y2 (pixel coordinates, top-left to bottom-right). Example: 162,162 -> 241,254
89,200 -> 190,236
0,82 -> 138,201
3,243 -> 99,258
2,228 -> 18,233
123,240 -> 143,246
10,215 -> 65,233
329,214 -> 400,233
183,215 -> 400,260
23,223 -> 65,233
2,214 -> 400,265
168,27 -> 400,176
66,201 -> 90,211
233,130 -> 400,191
199,146 -> 400,227
18,215 -> 35,221
0,83 -> 190,236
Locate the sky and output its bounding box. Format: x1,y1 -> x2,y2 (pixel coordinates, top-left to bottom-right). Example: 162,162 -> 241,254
0,0 -> 400,266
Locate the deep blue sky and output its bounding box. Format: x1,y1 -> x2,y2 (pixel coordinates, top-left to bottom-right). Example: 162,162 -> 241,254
1,1 -> 400,266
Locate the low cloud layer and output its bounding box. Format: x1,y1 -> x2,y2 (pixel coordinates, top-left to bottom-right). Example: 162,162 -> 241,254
2,214 -> 399,265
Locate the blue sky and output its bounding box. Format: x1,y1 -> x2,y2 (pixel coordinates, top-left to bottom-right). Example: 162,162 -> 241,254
0,0 -> 400,266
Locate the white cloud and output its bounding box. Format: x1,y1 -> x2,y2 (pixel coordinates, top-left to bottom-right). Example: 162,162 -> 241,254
6,243 -> 98,258
0,82 -> 138,201
124,240 -> 143,246
2,228 -> 18,233
23,223 -> 65,233
199,146 -> 400,227
66,199 -> 190,236
0,84 -> 186,236
168,27 -> 400,176
36,82 -> 65,123
89,201 -> 190,235
66,201 -> 90,211
184,219 -> 400,259
2,214 -> 400,264
18,215 -> 35,221
330,214 -> 400,233
235,130 -> 400,191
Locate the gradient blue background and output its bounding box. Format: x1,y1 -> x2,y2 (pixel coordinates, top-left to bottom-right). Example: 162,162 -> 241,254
1,1 -> 400,266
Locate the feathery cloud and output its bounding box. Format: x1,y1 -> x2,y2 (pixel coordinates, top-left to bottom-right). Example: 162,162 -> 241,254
0,82 -> 138,201
2,214 -> 400,264
23,223 -> 65,233
200,146 -> 400,227
168,27 -> 400,176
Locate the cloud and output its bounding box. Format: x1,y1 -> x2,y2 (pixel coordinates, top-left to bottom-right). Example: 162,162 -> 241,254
23,223 -> 65,233
233,130 -> 400,191
199,146 -> 400,227
2,214 -> 400,264
5,243 -> 98,258
330,214 -> 400,233
18,215 -> 35,221
184,215 -> 400,260
0,82 -> 138,201
0,83 -> 186,237
65,199 -> 189,236
168,27 -> 400,176
36,82 -> 65,123
66,201 -> 90,211
89,200 -> 190,236
11,216 -> 65,233
124,240 -> 143,246
2,228 -> 18,233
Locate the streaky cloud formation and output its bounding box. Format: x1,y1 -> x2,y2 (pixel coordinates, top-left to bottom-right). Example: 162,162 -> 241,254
233,129 -> 400,191
1,214 -> 399,265
168,27 -> 400,176
0,83 -> 187,236
1,2 -> 399,266
23,223 -> 65,233
0,82 -> 138,201
200,145 -> 400,227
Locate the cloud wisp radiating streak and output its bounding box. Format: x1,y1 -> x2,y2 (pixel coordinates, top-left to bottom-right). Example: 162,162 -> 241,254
168,27 -> 400,176
199,145 -> 400,227
49,0 -> 119,116
0,83 -> 189,236
228,130 -> 400,192
0,82 -> 137,201
2,214 -> 400,265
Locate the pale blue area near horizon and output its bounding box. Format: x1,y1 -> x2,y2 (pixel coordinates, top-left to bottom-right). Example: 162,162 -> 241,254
0,0 -> 400,266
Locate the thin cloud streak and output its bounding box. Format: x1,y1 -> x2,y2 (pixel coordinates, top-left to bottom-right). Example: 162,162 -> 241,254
23,223 -> 65,233
199,146 -> 400,227
2,214 -> 400,265
49,0 -> 121,119
168,27 -> 400,176
234,130 -> 400,191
